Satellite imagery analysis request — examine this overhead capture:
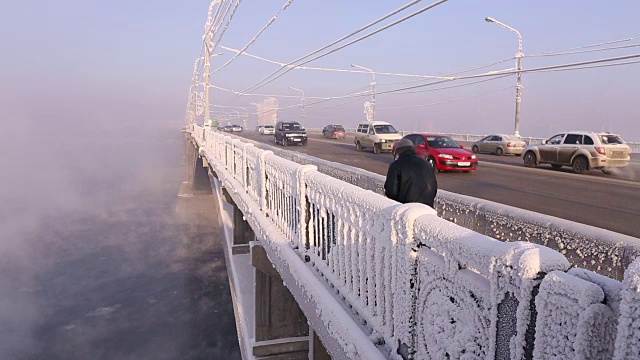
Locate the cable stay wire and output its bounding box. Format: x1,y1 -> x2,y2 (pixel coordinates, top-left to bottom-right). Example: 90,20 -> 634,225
218,44 -> 457,80
191,1 -> 227,84
377,86 -> 514,110
222,0 -> 447,105
533,58 -> 640,73
209,53 -> 640,111
210,0 -> 244,56
215,35 -> 640,87
383,74 -> 512,95
211,0 -> 296,74
527,43 -> 640,58
528,35 -> 640,56
193,0 -> 232,81
301,53 -> 640,108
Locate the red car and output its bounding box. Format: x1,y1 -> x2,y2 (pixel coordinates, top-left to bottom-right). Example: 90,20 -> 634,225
392,133 -> 478,172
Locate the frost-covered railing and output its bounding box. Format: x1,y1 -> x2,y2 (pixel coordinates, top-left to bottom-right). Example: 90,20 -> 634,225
189,125 -> 640,359
212,131 -> 640,280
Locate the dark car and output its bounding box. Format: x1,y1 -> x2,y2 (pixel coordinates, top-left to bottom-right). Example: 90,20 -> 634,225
392,133 -> 478,172
274,121 -> 307,146
322,124 -> 346,139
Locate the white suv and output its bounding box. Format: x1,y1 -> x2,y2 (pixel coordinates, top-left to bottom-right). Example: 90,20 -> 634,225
354,121 -> 402,154
523,131 -> 631,174
259,125 -> 275,135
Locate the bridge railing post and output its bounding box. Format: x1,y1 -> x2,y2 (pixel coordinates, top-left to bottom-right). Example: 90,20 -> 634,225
256,150 -> 273,214
533,270 -> 619,359
294,164 -> 317,256
406,214 -> 569,360
613,257 -> 640,360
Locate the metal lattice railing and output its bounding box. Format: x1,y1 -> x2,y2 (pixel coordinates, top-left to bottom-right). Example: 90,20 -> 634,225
190,125 -> 640,359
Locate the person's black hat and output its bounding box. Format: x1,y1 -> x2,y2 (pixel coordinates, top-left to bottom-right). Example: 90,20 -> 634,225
395,138 -> 414,154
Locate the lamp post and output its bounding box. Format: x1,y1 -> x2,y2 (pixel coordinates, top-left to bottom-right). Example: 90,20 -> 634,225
351,63 -> 376,121
202,51 -> 222,127
189,57 -> 204,124
288,86 -> 305,127
250,102 -> 262,127
485,17 -> 523,137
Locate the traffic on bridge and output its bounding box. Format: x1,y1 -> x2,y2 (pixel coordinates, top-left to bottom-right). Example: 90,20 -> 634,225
5,0 -> 640,359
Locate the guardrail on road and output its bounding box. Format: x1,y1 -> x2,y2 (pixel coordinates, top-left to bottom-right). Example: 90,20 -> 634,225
191,125 -> 640,360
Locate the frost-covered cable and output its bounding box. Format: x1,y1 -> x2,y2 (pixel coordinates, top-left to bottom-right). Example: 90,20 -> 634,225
526,43 -> 640,58
222,0 -> 437,105
378,86 -> 514,109
208,84 -> 331,99
533,58 -> 640,73
383,74 -> 512,95
210,0 -> 244,56
226,0 -> 450,105
211,0 -> 297,75
528,35 -> 640,56
218,45 -> 454,80
374,53 -> 640,96
302,53 -> 640,107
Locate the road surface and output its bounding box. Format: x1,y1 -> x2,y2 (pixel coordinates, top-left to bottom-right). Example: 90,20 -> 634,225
236,130 -> 640,238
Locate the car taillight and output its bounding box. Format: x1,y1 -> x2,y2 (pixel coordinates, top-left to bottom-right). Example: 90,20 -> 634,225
506,142 -> 513,147
595,146 -> 606,155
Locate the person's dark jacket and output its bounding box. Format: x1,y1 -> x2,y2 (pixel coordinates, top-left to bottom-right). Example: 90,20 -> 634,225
384,149 -> 438,207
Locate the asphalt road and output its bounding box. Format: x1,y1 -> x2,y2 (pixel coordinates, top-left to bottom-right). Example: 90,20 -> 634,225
236,130 -> 640,239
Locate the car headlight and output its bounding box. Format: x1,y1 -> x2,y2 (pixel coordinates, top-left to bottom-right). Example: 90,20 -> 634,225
470,155 -> 477,160
438,154 -> 453,159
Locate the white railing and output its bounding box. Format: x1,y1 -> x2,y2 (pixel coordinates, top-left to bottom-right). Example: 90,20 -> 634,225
216,131 -> 640,280
191,125 -> 640,359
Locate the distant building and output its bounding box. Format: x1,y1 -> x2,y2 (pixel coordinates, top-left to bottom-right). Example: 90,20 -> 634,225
257,98 -> 278,126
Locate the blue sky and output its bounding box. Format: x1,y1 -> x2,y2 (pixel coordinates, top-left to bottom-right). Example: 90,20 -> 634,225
2,0 -> 639,140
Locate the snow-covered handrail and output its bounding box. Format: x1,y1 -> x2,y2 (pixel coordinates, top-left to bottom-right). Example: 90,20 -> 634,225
190,127 -> 640,359
214,131 -> 640,280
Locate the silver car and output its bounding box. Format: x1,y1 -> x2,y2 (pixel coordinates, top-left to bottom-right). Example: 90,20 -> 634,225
472,134 -> 526,156
522,131 -> 631,174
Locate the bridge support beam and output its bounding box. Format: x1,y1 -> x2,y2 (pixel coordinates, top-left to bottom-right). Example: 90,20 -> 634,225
252,244 -> 330,359
186,138 -> 212,195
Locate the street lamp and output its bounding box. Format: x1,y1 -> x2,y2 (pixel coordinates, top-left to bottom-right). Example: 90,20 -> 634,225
351,63 -> 376,121
485,17 -> 523,137
288,86 -> 305,127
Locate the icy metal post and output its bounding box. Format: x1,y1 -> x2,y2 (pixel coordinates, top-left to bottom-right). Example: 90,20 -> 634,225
351,64 -> 376,121
288,86 -> 305,128
485,17 -> 523,137
203,0 -> 223,126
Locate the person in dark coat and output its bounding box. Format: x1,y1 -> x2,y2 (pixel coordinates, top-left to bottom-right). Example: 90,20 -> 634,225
384,138 -> 438,207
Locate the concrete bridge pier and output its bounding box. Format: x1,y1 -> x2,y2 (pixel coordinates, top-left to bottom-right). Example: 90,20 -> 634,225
185,135 -> 212,195
208,168 -> 331,359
